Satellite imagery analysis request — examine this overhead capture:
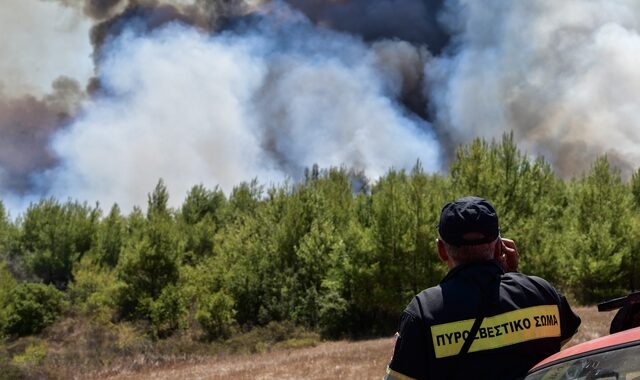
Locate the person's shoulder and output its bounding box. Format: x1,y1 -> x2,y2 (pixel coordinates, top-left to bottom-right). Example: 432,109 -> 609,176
405,284 -> 444,316
506,271 -> 554,287
414,284 -> 444,303
504,272 -> 564,300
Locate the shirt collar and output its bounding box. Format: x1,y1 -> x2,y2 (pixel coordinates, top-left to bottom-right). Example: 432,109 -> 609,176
441,259 -> 504,284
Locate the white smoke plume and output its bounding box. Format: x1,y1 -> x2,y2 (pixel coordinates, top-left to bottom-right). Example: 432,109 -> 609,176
428,0 -> 640,176
41,4 -> 440,212
0,0 -> 93,96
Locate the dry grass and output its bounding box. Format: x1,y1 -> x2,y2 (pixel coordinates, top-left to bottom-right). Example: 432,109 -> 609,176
566,306 -> 617,347
102,339 -> 391,380
97,306 -> 617,380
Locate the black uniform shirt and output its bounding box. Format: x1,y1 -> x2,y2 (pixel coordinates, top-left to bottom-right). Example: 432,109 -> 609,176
386,260 -> 581,380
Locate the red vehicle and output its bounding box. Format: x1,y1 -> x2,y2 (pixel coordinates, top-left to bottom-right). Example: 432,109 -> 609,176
525,292 -> 640,380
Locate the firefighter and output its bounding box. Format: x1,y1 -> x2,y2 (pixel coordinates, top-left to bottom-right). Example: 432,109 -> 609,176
385,196 -> 581,380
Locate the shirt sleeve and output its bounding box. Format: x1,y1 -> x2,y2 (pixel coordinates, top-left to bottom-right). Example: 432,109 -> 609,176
558,293 -> 581,344
530,275 -> 581,345
386,311 -> 429,380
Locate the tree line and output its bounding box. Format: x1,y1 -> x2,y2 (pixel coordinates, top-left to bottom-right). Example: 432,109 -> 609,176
1,133 -> 639,342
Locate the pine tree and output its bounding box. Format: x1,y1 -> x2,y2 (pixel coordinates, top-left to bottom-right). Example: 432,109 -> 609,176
566,157 -> 632,302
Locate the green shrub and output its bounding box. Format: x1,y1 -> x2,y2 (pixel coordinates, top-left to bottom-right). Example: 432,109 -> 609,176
0,263 -> 16,305
68,260 -> 122,324
225,321 -> 319,354
1,283 -> 67,337
0,263 -> 17,336
20,199 -> 99,290
149,284 -> 187,339
0,344 -> 24,380
115,216 -> 180,321
196,291 -> 235,340
318,286 -> 349,339
11,341 -> 47,366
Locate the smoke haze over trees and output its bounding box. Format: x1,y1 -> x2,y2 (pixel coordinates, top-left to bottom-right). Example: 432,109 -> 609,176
2,0 -> 640,214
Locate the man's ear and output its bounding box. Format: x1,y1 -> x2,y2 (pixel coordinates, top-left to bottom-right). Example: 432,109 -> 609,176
493,238 -> 502,260
436,239 -> 448,263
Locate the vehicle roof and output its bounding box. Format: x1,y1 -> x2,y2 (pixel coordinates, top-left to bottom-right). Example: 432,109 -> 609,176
531,326 -> 640,370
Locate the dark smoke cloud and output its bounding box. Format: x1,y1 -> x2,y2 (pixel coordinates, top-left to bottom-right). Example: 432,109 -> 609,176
50,0 -> 260,53
84,0 -> 125,19
84,0 -> 247,23
0,77 -> 83,194
283,0 -> 450,53
82,0 -> 262,94
89,2 -> 206,61
48,0 -> 125,19
370,39 -> 432,121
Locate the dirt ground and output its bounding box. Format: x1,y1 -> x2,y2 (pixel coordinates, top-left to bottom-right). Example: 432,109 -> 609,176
98,306 -> 616,380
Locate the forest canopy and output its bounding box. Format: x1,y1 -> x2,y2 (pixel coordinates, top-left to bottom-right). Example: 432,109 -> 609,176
1,134 -> 639,342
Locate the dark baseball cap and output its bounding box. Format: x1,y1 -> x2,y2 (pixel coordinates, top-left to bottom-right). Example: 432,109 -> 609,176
438,196 -> 499,246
